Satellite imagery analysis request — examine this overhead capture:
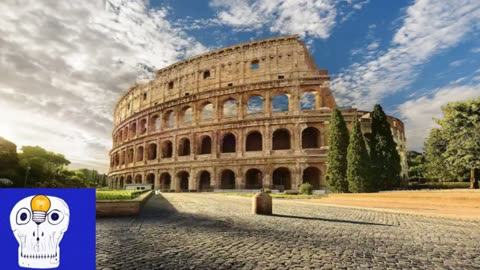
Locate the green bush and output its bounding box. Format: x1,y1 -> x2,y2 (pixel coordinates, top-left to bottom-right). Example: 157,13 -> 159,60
299,183 -> 313,195
96,190 -> 148,200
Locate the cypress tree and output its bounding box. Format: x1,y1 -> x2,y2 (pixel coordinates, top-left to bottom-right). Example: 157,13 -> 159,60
347,114 -> 371,192
369,104 -> 401,190
326,108 -> 349,192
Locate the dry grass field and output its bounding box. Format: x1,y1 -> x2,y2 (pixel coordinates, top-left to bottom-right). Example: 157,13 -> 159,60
305,189 -> 480,220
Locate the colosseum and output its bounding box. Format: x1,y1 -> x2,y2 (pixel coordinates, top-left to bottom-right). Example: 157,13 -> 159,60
108,35 -> 407,192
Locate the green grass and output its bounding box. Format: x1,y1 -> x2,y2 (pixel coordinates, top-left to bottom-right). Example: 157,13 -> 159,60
96,190 -> 148,200
221,193 -> 326,199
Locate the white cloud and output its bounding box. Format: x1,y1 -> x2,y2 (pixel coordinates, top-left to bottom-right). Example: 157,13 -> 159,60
449,59 -> 466,67
0,0 -> 206,172
210,0 -> 369,39
331,0 -> 480,109
397,85 -> 480,151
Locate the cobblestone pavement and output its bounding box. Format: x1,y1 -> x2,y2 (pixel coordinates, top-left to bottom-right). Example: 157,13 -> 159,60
97,193 -> 480,270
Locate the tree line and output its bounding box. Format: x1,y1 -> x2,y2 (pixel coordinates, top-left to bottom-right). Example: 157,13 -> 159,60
0,137 -> 107,188
326,104 -> 402,193
408,97 -> 479,188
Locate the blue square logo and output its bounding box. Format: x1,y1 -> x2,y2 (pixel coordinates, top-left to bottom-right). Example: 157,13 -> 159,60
0,189 -> 96,269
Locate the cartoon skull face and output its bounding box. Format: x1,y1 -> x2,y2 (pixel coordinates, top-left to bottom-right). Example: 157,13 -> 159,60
10,195 -> 70,269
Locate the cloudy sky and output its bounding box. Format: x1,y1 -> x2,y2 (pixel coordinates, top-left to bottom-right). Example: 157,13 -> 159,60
1,0 -> 479,173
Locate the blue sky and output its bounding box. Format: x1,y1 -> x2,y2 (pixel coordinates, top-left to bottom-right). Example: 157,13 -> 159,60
0,0 -> 479,172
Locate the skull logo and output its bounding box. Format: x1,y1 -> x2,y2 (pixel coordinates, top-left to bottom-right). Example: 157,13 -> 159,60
10,195 -> 70,269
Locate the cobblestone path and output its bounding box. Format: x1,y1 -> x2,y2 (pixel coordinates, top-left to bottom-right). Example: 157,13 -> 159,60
97,193 -> 480,269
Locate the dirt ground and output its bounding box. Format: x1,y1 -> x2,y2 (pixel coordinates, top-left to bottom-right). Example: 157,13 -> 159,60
304,189 -> 480,220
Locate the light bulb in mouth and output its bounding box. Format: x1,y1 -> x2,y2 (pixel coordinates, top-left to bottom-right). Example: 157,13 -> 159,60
30,195 -> 51,224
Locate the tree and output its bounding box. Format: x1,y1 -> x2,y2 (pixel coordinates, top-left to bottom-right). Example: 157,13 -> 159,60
326,108 -> 349,192
428,98 -> 480,188
0,137 -> 21,185
347,114 -> 371,192
407,151 -> 426,181
369,104 -> 401,190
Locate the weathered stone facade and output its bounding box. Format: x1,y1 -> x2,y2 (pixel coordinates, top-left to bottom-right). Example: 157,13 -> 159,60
108,35 -> 407,191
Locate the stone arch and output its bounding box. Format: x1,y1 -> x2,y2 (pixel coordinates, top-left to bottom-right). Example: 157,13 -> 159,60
159,172 -> 171,191
246,131 -> 262,151
134,174 -> 142,184
118,130 -> 123,142
272,93 -> 289,112
181,106 -> 193,125
146,173 -> 155,186
130,122 -> 137,138
127,148 -> 134,163
302,127 -> 320,149
303,167 -> 322,190
179,137 -> 191,156
199,135 -> 212,154
198,170 -> 211,191
164,110 -> 174,129
137,146 -> 144,161
119,176 -> 124,189
300,91 -> 319,111
272,167 -> 291,190
162,140 -> 173,158
177,171 -> 189,191
272,128 -> 291,150
223,98 -> 237,117
201,102 -> 214,121
245,168 -> 263,189
221,132 -> 236,153
247,95 -> 264,114
220,169 -> 235,189
150,114 -> 160,131
126,175 -> 133,184
123,126 -> 129,141
139,118 -> 147,134
147,143 -> 157,160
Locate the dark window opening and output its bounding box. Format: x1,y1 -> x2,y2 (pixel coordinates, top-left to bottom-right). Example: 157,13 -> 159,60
278,75 -> 284,79
302,127 -> 320,149
272,129 -> 291,150
200,136 -> 212,154
203,70 -> 210,79
246,132 -> 262,151
251,60 -> 259,70
143,92 -> 147,100
220,170 -> 236,189
168,81 -> 174,89
185,93 -> 189,96
227,83 -> 233,87
273,167 -> 291,191
246,169 -> 262,189
221,133 -> 236,153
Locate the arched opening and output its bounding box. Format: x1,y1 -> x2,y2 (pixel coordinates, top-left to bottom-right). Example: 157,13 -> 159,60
303,167 -> 321,190
272,129 -> 291,150
123,127 -> 129,141
148,143 -> 157,160
134,174 -> 142,184
164,111 -> 174,129
199,136 -> 212,154
245,169 -> 263,189
118,130 -> 123,142
137,146 -> 144,161
130,122 -> 137,138
114,178 -> 118,189
272,94 -> 289,112
181,106 -> 193,125
139,118 -> 147,134
119,176 -> 124,189
114,152 -> 119,166
179,138 -> 191,156
273,167 -> 291,191
301,91 -> 318,111
146,173 -> 155,188
126,175 -> 132,184
150,115 -> 160,131
162,140 -> 173,158
221,133 -> 236,153
127,148 -> 134,163
246,131 -> 262,151
302,127 -> 320,149
247,95 -> 264,114
177,171 -> 189,191
201,102 -> 214,121
159,173 -> 171,191
223,99 -> 237,117
198,171 -> 211,191
220,170 -> 235,189
120,151 -> 125,165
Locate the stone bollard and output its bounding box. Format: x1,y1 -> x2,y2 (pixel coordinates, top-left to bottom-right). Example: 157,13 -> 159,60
252,191 -> 272,215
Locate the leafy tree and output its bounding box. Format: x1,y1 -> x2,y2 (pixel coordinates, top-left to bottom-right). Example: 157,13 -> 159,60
19,146 -> 70,186
427,98 -> 480,188
0,137 -> 21,185
347,114 -> 371,192
326,108 -> 349,192
407,151 -> 426,181
369,104 -> 401,190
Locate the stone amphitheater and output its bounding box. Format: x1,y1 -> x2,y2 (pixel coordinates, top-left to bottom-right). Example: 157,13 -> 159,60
108,35 -> 407,192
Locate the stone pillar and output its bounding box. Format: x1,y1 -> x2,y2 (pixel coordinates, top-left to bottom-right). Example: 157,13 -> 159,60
252,192 -> 272,215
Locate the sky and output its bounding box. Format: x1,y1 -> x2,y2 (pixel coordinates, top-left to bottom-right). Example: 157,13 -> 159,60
0,0 -> 479,173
